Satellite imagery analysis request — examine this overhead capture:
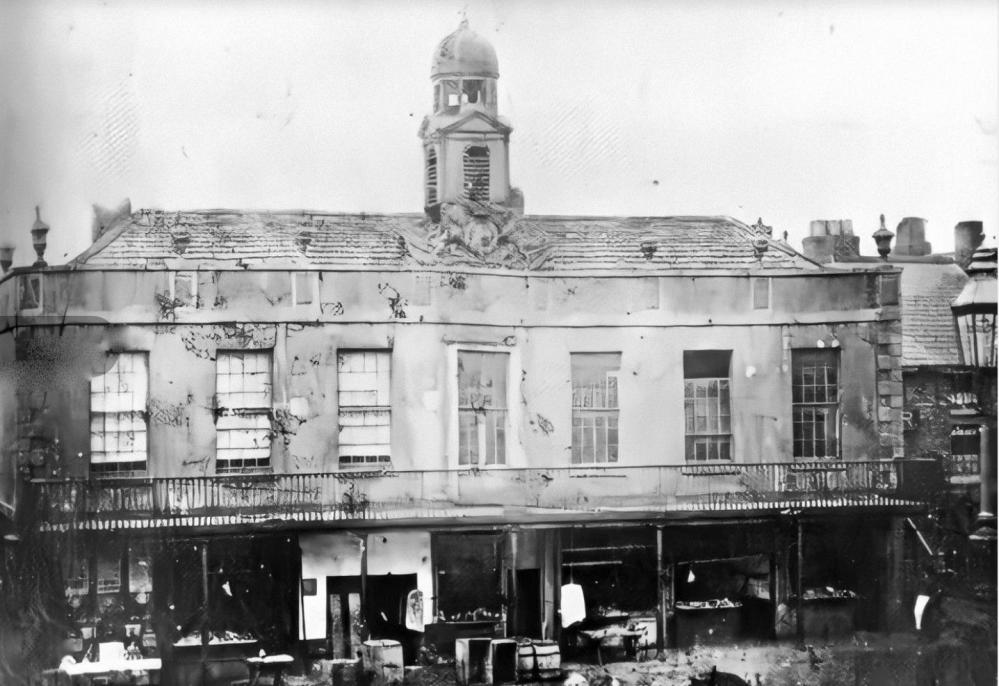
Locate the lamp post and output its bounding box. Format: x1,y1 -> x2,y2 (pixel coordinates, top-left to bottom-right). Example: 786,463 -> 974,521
951,246 -> 997,541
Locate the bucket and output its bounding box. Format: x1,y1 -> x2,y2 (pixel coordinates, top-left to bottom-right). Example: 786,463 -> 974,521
363,639 -> 404,686
516,641 -> 560,682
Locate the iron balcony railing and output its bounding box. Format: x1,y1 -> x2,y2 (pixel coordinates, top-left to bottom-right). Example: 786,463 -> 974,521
30,459 -> 934,531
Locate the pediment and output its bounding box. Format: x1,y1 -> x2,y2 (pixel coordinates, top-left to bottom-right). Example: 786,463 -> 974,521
436,110 -> 512,136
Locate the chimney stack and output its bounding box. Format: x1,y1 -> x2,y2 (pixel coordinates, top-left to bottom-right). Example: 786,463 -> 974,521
801,219 -> 857,263
954,221 -> 984,270
893,217 -> 931,256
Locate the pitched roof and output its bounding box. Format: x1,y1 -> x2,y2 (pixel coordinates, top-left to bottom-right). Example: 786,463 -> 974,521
71,209 -> 820,273
899,262 -> 968,366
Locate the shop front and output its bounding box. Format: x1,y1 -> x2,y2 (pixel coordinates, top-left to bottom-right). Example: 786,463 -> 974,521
781,518 -> 884,640
427,531 -> 506,654
662,522 -> 778,649
54,531 -> 299,686
154,534 -> 299,685
299,530 -> 434,662
61,534 -> 157,661
558,526 -> 658,660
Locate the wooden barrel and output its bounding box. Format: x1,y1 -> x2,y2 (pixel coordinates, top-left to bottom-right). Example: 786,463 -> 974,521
516,640 -> 560,681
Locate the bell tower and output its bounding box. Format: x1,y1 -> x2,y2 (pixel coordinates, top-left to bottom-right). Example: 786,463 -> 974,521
419,20 -> 522,217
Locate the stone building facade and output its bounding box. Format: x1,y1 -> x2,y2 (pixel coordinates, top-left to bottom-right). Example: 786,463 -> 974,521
0,20 -> 929,685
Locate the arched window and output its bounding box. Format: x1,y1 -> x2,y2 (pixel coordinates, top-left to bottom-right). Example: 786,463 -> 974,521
463,146 -> 490,201
461,79 -> 483,105
425,148 -> 438,206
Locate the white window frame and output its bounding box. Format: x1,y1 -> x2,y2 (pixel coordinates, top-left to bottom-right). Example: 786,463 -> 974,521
683,378 -> 732,462
447,343 -> 522,468
215,350 -> 273,473
18,273 -> 43,314
169,271 -> 198,309
571,353 -> 621,464
337,350 -> 392,469
292,272 -> 315,306
90,351 -> 149,476
683,350 -> 734,463
791,349 -> 841,460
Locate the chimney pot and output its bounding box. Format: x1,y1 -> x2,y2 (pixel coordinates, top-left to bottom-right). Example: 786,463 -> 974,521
894,217 -> 932,256
809,220 -> 829,237
954,221 -> 985,269
803,219 -> 855,262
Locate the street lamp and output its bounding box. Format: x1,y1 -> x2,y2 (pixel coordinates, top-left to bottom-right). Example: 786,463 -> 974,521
951,246 -> 998,542
952,246 -> 997,368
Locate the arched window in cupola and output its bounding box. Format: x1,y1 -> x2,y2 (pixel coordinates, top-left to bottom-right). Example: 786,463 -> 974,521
425,148 -> 438,206
461,79 -> 484,105
463,145 -> 490,201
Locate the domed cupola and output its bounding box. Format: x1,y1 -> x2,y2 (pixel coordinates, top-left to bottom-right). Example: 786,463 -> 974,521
420,19 -> 521,217
429,19 -> 500,117
432,19 -> 499,80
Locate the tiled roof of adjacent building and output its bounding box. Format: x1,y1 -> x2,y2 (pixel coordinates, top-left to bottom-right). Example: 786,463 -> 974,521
71,209 -> 821,273
899,262 -> 968,367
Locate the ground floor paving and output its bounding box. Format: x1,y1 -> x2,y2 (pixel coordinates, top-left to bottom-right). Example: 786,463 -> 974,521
284,630 -> 995,686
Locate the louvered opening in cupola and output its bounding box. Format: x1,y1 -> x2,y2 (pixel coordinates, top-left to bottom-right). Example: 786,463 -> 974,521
463,145 -> 490,202
425,148 -> 438,206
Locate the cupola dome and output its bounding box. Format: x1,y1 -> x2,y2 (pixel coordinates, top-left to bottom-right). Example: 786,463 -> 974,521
431,20 -> 499,79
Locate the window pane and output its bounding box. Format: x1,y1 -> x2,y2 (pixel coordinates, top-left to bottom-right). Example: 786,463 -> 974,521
571,354 -> 621,464
338,352 -> 391,464
458,351 -> 508,409
216,351 -> 273,470
683,353 -> 733,461
791,350 -> 840,459
90,353 -> 148,471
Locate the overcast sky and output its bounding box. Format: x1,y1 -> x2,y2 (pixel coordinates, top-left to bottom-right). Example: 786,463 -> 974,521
1,0 -> 997,266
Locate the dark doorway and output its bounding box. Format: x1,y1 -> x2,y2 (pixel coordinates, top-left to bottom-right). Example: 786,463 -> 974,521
328,576 -> 363,659
327,574 -> 420,662
508,568 -> 542,638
